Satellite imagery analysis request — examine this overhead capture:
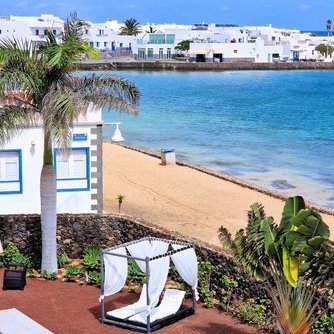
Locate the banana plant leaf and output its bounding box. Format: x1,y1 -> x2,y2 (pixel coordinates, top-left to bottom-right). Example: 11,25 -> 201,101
283,247 -> 299,288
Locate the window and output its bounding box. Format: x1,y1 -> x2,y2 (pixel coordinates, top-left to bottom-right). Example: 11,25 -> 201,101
54,148 -> 90,192
44,29 -> 48,36
104,41 -> 108,47
159,48 -> 163,59
53,29 -> 56,35
96,41 -> 100,47
99,29 -> 104,36
0,30 -> 2,34
147,48 -> 154,58
0,150 -> 22,194
35,29 -> 39,36
233,50 -> 238,53
90,41 -> 94,47
167,48 -> 171,58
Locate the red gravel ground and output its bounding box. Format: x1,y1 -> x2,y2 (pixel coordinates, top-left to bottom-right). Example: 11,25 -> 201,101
0,270 -> 259,334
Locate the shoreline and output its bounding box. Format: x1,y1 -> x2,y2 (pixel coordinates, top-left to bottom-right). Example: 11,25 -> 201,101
103,143 -> 334,246
112,142 -> 334,217
77,60 -> 334,71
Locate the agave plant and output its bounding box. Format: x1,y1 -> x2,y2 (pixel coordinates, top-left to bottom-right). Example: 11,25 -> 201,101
219,196 -> 334,334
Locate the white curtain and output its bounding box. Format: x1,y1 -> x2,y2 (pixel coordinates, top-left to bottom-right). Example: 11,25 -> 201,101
127,240 -> 152,272
127,239 -> 169,273
171,245 -> 199,300
147,240 -> 170,308
148,255 -> 170,309
127,240 -> 170,310
103,247 -> 128,297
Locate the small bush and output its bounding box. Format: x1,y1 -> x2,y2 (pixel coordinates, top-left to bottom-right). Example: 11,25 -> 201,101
86,271 -> 100,285
237,298 -> 266,326
0,243 -> 30,267
221,275 -> 238,309
64,265 -> 85,279
57,253 -> 70,267
312,313 -> 334,334
83,247 -> 100,271
198,259 -> 217,308
40,270 -> 57,280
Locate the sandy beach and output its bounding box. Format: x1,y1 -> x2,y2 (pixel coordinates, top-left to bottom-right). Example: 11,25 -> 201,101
103,143 -> 334,247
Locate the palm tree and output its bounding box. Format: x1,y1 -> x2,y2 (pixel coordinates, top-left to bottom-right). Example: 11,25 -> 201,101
146,26 -> 157,34
326,19 -> 332,58
0,14 -> 140,273
116,194 -> 125,213
119,18 -> 142,36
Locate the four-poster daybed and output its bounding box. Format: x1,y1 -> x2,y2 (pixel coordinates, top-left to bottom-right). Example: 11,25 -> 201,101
100,237 -> 199,333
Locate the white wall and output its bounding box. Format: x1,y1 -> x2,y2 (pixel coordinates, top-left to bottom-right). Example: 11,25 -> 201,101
0,125 -> 98,215
0,128 -> 43,214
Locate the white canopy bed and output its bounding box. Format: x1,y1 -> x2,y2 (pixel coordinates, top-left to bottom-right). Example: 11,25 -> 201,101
100,237 -> 199,333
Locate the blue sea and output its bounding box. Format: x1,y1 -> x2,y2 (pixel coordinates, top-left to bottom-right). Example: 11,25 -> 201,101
99,70 -> 334,210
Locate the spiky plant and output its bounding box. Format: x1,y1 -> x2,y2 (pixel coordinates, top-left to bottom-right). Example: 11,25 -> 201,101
219,196 -> 334,334
0,13 -> 140,273
116,194 -> 125,213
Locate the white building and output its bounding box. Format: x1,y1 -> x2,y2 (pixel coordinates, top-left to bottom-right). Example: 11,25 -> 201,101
85,21 -> 135,54
0,106 -> 103,215
0,14 -> 63,45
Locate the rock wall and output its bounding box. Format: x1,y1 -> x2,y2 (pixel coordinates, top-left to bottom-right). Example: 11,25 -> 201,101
76,60 -> 334,71
0,213 -> 267,303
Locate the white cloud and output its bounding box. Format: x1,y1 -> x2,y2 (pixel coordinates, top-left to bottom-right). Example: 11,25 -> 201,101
298,4 -> 312,11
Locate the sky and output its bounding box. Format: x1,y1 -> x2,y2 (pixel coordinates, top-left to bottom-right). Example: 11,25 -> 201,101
0,0 -> 333,31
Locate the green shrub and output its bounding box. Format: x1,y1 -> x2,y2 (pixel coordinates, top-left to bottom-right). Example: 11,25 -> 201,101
127,259 -> 145,285
312,313 -> 334,334
198,259 -> 216,308
83,247 -> 100,271
64,265 -> 85,279
87,271 -> 100,285
0,243 -> 30,267
221,275 -> 238,309
237,298 -> 266,326
40,270 -> 57,280
57,253 -> 70,267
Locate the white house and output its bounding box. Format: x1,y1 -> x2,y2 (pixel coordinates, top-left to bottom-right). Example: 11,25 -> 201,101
0,106 -> 103,215
0,14 -> 63,45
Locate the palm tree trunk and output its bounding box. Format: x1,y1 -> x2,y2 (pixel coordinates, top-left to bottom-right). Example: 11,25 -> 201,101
40,136 -> 58,273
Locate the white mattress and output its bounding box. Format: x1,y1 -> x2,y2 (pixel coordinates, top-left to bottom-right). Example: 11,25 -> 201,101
0,308 -> 53,334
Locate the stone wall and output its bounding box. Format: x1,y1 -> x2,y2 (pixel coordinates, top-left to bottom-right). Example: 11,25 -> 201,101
76,60 -> 334,71
0,213 -> 268,303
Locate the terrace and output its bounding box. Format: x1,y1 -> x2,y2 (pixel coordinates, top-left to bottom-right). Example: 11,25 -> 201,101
0,270 -> 258,334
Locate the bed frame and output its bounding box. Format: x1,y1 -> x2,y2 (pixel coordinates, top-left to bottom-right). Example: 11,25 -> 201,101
100,237 -> 196,333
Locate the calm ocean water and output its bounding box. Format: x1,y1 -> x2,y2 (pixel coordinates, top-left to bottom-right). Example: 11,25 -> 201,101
98,70 -> 334,210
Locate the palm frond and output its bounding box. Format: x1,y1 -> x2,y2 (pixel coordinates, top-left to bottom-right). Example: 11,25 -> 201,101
0,106 -> 36,146
67,74 -> 140,114
41,84 -> 83,148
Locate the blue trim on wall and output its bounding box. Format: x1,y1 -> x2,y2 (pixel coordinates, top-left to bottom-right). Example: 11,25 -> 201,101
0,149 -> 23,195
53,147 -> 90,192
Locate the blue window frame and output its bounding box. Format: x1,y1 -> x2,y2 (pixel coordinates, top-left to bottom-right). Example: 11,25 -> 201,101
0,150 -> 22,194
53,147 -> 90,192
